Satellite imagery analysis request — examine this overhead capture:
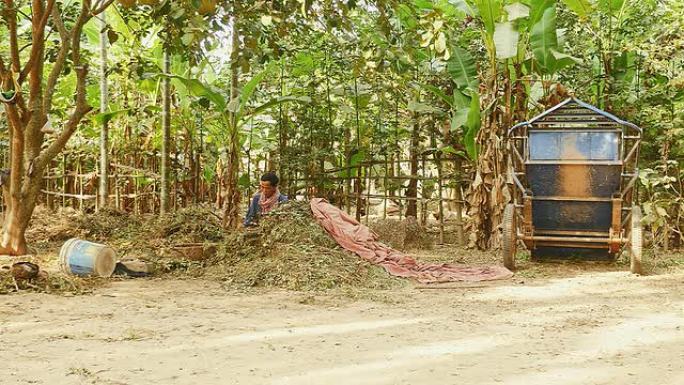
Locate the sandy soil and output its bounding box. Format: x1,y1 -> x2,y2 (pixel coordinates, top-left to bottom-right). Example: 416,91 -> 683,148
2,267 -> 684,385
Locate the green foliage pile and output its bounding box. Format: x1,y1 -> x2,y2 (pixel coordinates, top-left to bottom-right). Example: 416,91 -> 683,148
205,201 -> 404,291
27,206 -> 142,249
26,203 -> 405,291
27,205 -> 224,260
146,206 -> 224,244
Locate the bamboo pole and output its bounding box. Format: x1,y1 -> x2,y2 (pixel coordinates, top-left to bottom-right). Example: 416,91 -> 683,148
365,162 -> 372,225
115,173 -> 121,210
134,176 -> 139,215
98,10 -> 110,210
436,152 -> 445,244
160,46 -> 171,214
62,154 -> 67,208
46,162 -> 53,210
454,157 -> 465,246
383,154 -> 389,219
78,157 -> 83,211
420,153 -> 427,226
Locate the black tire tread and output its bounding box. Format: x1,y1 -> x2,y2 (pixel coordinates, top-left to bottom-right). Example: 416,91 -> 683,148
503,204 -> 516,270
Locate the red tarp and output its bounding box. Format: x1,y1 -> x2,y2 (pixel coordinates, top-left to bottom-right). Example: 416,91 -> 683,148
310,198 -> 513,284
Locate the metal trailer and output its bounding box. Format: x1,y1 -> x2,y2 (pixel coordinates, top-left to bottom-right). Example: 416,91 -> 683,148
503,97 -> 643,273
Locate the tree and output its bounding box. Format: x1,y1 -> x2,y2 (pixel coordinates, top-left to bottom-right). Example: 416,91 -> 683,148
0,0 -> 114,255
98,8 -> 109,208
462,0 -> 580,249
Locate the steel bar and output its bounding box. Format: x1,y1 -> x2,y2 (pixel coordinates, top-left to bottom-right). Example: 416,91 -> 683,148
521,235 -> 627,244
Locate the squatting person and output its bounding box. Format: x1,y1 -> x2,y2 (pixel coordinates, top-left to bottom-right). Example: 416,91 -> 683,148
243,172 -> 288,227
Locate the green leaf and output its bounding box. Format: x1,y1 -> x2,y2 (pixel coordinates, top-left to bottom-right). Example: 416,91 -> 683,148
414,0 -> 435,10
93,109 -> 130,125
472,0 -> 502,36
464,91 -> 481,160
203,166 -> 216,183
238,173 -> 251,188
561,0 -> 594,16
451,108 -> 469,130
529,0 -> 555,26
549,49 -> 582,72
530,6 -> 558,72
421,84 -> 454,106
408,100 -> 443,114
167,76 -> 226,111
291,52 -> 316,76
440,146 -> 456,154
494,22 -> 519,59
447,47 -> 479,90
237,62 -> 276,117
397,4 -> 419,28
613,50 -> 636,82
598,0 -> 626,15
504,3 -> 530,20
453,89 -> 471,109
246,96 -> 312,119
181,32 -> 194,46
350,151 -> 366,166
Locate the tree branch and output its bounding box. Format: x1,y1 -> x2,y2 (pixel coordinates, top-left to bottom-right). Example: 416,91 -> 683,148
92,0 -> 116,15
70,1 -> 93,66
34,1 -> 100,175
2,0 -> 21,72
2,0 -> 28,119
19,0 -> 56,84
33,66 -> 93,176
43,3 -> 70,111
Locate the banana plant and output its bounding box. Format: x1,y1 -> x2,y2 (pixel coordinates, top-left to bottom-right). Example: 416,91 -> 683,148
167,61 -> 310,226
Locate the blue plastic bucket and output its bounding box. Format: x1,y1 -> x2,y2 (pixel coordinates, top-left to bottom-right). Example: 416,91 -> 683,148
59,238 -> 116,277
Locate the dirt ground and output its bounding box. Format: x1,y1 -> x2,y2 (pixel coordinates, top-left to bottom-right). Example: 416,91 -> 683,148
2,255 -> 684,385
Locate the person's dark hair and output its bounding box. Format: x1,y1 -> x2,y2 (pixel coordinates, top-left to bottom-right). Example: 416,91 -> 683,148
260,172 -> 279,187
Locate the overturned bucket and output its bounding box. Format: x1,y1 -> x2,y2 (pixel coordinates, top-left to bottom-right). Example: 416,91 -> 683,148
59,238 -> 116,277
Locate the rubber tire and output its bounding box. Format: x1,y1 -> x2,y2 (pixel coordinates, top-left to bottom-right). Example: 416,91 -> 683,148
630,205 -> 643,275
503,204 -> 517,270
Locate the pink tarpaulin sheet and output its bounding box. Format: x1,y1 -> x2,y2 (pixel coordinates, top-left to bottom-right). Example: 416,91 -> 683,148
310,198 -> 513,284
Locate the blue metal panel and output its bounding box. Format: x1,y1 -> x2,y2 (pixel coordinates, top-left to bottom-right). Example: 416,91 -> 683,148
531,246 -> 614,261
532,200 -> 612,231
526,164 -> 622,198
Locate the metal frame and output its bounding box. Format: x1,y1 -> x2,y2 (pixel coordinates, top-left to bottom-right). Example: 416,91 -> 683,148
506,97 -> 642,254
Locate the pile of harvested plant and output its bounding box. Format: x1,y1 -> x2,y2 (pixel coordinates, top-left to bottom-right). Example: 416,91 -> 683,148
0,268 -> 106,295
21,202 -> 405,292
370,217 -> 434,251
205,201 -> 404,291
26,205 -> 223,261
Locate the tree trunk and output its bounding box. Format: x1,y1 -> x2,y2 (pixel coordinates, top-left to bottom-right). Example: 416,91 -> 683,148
277,60 -> 288,192
98,10 -> 110,209
0,1 -> 104,255
406,111 -> 419,218
160,46 -> 171,214
222,15 -> 241,228
1,200 -> 36,255
465,61 -> 515,249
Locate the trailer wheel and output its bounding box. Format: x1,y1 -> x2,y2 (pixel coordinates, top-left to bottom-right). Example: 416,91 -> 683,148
630,205 -> 643,275
503,204 -> 517,270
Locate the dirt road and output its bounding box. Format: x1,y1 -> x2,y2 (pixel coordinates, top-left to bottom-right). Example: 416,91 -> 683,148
2,271 -> 684,385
